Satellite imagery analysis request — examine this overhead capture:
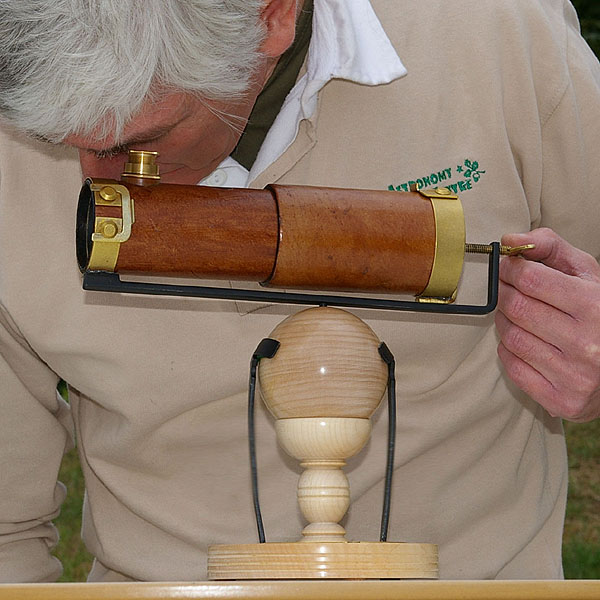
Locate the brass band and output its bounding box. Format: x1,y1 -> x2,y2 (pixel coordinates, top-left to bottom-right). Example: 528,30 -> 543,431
417,187 -> 465,303
87,180 -> 135,271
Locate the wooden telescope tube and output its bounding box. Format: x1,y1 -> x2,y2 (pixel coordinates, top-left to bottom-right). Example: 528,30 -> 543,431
77,180 -> 465,298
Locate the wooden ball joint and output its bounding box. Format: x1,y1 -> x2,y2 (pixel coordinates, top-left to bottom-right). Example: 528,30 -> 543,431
207,307 -> 438,579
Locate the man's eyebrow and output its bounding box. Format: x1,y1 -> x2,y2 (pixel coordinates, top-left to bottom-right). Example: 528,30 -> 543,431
32,133 -> 58,145
86,123 -> 177,155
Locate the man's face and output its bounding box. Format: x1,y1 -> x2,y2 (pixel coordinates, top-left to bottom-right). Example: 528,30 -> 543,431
63,0 -> 300,183
67,78 -> 269,185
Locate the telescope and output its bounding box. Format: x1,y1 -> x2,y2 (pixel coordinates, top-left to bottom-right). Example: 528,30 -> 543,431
77,151 -> 532,312
76,151 -> 532,580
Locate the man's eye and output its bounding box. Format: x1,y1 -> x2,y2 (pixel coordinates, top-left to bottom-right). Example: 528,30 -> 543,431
91,144 -> 130,159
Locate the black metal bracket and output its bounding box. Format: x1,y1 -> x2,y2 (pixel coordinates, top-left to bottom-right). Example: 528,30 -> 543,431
248,338 -> 280,543
247,338 -> 398,544
82,242 -> 500,315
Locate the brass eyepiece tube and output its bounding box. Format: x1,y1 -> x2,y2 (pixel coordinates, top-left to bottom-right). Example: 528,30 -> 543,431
76,175 -> 466,301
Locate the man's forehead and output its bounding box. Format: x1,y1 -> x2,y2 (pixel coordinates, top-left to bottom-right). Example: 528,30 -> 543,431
65,92 -> 189,151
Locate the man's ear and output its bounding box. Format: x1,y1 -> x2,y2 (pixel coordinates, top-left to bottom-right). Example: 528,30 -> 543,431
259,0 -> 298,58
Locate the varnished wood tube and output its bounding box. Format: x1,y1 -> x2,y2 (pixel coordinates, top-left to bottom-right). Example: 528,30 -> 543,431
99,183 -> 278,280
80,182 -> 439,293
265,185 -> 435,293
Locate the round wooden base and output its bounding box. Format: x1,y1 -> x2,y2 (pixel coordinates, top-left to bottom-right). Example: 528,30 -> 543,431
207,542 -> 438,580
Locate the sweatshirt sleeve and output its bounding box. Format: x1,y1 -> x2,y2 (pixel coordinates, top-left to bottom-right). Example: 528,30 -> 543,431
537,0 -> 600,260
0,302 -> 74,582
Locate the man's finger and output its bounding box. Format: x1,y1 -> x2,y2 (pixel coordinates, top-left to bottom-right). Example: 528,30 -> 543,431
495,311 -> 568,385
497,342 -> 561,415
497,341 -> 600,423
501,228 -> 600,281
499,256 -> 587,317
497,280 -> 578,349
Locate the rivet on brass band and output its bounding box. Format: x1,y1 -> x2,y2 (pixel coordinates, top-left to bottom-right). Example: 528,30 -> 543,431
99,186 -> 119,202
100,220 -> 119,239
417,190 -> 465,303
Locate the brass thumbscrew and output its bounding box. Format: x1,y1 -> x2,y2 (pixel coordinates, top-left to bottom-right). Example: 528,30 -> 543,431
465,243 -> 535,256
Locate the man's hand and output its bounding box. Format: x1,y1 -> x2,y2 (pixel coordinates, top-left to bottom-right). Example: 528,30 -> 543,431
496,228 -> 600,422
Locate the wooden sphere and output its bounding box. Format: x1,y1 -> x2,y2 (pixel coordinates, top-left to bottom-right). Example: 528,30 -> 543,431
259,307 -> 387,419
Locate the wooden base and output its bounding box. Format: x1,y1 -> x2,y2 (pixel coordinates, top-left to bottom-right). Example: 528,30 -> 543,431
207,541 -> 438,580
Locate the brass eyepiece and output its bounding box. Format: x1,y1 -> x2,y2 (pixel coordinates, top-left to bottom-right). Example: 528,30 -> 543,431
122,150 -> 160,181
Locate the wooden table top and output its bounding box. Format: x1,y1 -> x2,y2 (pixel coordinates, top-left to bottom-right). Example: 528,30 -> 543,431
0,580 -> 599,600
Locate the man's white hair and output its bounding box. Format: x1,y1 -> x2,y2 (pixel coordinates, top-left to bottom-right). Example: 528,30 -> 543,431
0,0 -> 266,142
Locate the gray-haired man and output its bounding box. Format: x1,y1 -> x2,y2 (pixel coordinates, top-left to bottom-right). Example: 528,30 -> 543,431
0,0 -> 599,582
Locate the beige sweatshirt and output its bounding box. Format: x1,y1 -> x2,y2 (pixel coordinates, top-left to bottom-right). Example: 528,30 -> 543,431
0,0 -> 599,582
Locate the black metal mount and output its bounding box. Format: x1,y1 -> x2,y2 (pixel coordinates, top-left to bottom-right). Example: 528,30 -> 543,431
247,338 -> 398,544
82,243 -> 500,315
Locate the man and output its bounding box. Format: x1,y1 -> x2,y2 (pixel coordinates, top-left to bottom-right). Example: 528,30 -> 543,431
0,0 -> 599,582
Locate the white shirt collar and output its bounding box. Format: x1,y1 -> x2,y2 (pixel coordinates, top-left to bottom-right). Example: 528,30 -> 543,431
199,0 -> 407,188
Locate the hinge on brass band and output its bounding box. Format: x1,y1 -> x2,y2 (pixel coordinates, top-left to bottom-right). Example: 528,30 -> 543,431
88,181 -> 135,272
410,183 -> 459,200
416,289 -> 458,305
417,187 -> 459,200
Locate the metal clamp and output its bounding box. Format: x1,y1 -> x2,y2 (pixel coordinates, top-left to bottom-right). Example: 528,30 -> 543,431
87,179 -> 135,271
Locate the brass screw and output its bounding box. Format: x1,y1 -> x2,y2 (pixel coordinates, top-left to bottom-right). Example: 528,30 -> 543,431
436,187 -> 451,195
465,243 -> 535,256
99,186 -> 119,202
100,220 -> 119,239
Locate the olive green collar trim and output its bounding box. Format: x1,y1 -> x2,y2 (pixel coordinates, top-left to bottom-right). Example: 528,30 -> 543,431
231,0 -> 313,171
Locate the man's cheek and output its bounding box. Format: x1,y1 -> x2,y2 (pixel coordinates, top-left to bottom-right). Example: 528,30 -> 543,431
78,151 -> 128,179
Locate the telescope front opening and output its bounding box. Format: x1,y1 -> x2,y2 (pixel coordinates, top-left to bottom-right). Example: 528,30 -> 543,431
76,180 -> 95,272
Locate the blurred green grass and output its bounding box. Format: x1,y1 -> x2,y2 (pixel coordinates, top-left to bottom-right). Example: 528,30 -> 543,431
563,420 -> 600,579
55,448 -> 93,582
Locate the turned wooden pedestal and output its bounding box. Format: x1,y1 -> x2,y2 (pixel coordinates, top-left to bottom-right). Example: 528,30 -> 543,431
208,307 -> 438,580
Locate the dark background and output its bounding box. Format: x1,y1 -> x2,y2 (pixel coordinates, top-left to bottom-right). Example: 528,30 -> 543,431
573,0 -> 600,56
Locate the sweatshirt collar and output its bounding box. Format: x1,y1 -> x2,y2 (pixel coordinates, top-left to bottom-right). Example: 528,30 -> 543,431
249,0 -> 407,181
200,0 -> 407,187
